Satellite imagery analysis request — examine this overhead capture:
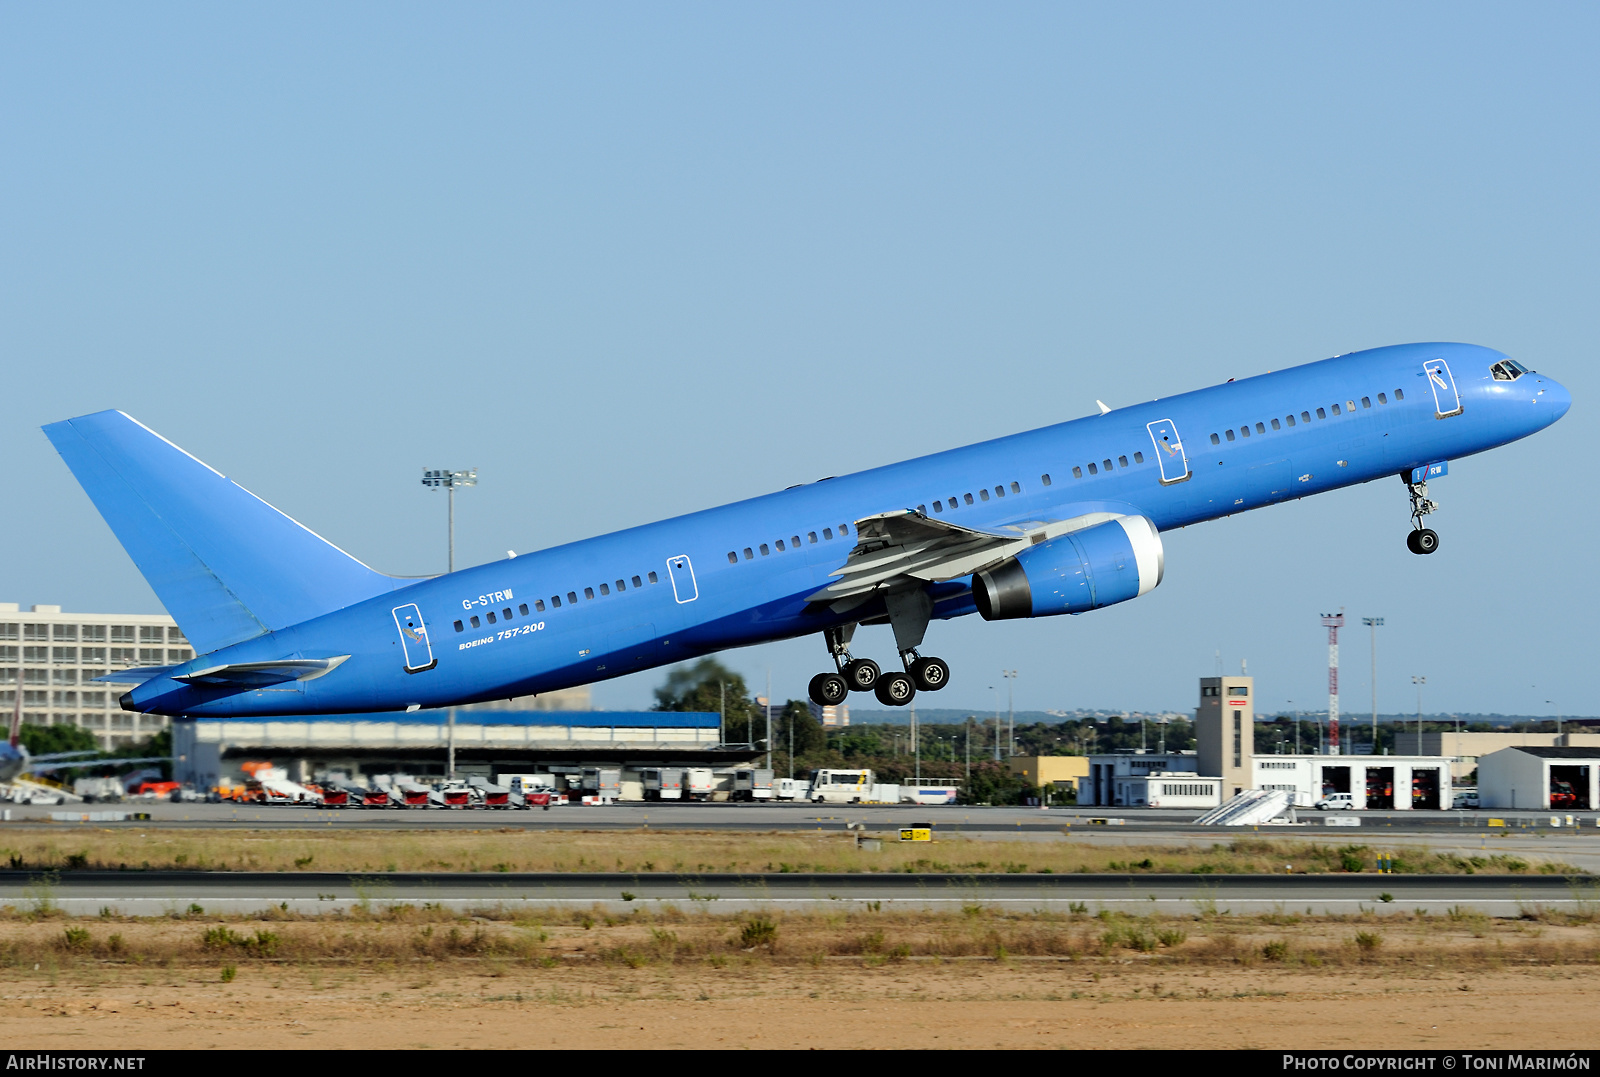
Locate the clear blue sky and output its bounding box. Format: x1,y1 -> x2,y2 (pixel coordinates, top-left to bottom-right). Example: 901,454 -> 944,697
2,3 -> 1594,719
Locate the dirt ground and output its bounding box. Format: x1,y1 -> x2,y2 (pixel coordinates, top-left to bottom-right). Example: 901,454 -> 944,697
0,963 -> 1596,1049
0,907 -> 1596,1049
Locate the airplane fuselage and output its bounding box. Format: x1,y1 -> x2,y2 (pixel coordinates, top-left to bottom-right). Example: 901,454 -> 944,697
111,342 -> 1569,717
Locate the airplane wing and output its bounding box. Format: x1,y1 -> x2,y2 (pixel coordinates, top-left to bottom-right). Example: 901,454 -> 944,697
808,508 -> 1129,607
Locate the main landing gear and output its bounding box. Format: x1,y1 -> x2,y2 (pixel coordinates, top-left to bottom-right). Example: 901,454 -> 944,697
1404,476 -> 1440,555
806,606 -> 952,709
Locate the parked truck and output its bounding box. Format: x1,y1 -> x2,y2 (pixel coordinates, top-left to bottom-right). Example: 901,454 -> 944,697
642,767 -> 685,800
733,768 -> 774,801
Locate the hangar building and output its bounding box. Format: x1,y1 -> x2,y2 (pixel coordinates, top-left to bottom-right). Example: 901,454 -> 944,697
1478,746 -> 1598,810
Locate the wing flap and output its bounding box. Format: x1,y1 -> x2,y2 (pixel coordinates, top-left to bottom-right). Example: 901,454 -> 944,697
173,656 -> 350,687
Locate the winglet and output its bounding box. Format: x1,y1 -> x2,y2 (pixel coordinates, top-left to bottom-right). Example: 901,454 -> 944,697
1096,400 -> 1112,415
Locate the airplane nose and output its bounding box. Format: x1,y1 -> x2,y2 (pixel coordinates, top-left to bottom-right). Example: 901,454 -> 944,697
1539,377 -> 1573,423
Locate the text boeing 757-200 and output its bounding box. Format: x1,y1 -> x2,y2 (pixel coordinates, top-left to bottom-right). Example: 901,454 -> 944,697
42,342 -> 1568,718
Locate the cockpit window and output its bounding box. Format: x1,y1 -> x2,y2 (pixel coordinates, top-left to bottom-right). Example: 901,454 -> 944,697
1491,359 -> 1531,381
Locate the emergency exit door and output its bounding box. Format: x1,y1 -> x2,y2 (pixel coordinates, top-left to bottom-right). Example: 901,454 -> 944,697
392,604 -> 437,673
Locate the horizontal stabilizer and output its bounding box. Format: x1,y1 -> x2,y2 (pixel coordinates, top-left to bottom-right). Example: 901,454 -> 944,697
44,411 -> 398,654
91,666 -> 177,686
29,756 -> 172,774
173,656 -> 350,687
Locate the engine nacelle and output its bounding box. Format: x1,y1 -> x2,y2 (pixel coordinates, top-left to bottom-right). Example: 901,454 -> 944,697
972,515 -> 1164,620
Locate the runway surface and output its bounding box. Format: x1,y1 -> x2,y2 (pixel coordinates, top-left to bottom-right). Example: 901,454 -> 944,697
10,800 -> 1598,835
3,869 -> 1595,916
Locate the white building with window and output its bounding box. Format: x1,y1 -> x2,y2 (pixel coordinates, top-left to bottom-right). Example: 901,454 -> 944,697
0,603 -> 190,750
1080,751 -> 1200,806
1252,754 -> 1455,808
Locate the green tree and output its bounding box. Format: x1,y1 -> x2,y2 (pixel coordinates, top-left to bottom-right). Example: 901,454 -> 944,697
17,722 -> 97,756
652,657 -> 762,745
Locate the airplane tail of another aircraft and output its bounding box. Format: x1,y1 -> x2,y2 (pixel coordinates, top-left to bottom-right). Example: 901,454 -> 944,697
43,411 -> 398,655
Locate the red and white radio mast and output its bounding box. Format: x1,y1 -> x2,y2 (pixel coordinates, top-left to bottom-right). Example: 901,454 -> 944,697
1321,610 -> 1345,755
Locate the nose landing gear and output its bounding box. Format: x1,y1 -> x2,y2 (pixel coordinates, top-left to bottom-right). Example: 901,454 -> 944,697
1405,477 -> 1440,555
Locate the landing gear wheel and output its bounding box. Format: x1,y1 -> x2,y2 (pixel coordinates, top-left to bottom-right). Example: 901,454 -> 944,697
1408,528 -> 1439,555
808,672 -> 849,707
874,672 -> 916,707
844,658 -> 881,692
909,656 -> 950,692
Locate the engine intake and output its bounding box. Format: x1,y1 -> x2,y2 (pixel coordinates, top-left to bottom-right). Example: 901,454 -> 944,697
972,515 -> 1164,620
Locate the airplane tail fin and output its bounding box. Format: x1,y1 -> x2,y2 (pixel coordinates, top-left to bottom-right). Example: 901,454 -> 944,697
43,411 -> 397,654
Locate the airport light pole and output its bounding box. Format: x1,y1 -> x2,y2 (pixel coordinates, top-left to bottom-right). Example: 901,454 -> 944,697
1002,670 -> 1017,756
1362,617 -> 1384,756
990,688 -> 1001,761
1547,699 -> 1561,737
765,671 -> 773,771
1412,676 -> 1426,746
421,468 -> 478,574
423,467 -> 477,780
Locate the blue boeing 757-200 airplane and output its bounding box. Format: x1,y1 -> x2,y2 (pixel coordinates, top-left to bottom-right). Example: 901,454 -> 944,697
42,342 -> 1568,719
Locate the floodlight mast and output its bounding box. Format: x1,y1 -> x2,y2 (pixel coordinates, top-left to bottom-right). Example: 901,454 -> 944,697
421,468 -> 478,574
1362,617 -> 1384,754
422,467 -> 477,779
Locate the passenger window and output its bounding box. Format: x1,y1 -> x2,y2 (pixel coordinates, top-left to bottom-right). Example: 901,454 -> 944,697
647,573 -> 658,584
1271,418 -> 1280,430
917,504 -> 926,514
615,580 -> 625,592
727,552 -> 738,564
961,493 -> 972,505
1301,411 -> 1311,423
823,528 -> 833,539
1240,426 -> 1250,437
569,590 -> 579,602
503,608 -> 513,620
1210,433 -> 1220,445
932,501 -> 943,513
470,616 -> 481,628
551,596 -> 561,608
993,486 -> 1003,498
486,612 -> 497,624
453,620 -> 464,633
1395,388 -> 1404,400
1132,452 -> 1143,463
1118,456 -> 1128,467
632,576 -> 642,588
807,533 -> 817,544
1255,422 -> 1265,434
1347,400 -> 1356,411
1225,430 -> 1235,441
1087,462 -> 1098,475
840,524 -> 849,534
584,588 -> 595,600
791,536 -> 800,547
1378,393 -> 1387,404
1072,466 -> 1083,478
978,489 -> 989,501
1041,474 -> 1051,486
743,548 -> 753,560
1361,397 -> 1371,408
760,544 -> 770,556
775,539 -> 785,551
1010,481 -> 1021,493
534,600 -> 546,612
519,603 -> 529,615
599,584 -> 610,595
1331,404 -> 1341,415
1102,459 -> 1112,471
1316,408 -> 1326,419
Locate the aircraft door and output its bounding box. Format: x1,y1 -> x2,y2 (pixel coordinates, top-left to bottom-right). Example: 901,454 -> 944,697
1146,419 -> 1191,484
666,555 -> 698,603
1424,359 -> 1464,418
391,604 -> 437,673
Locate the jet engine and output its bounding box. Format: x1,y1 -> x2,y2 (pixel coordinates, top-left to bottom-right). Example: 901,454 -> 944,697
972,515 -> 1164,620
